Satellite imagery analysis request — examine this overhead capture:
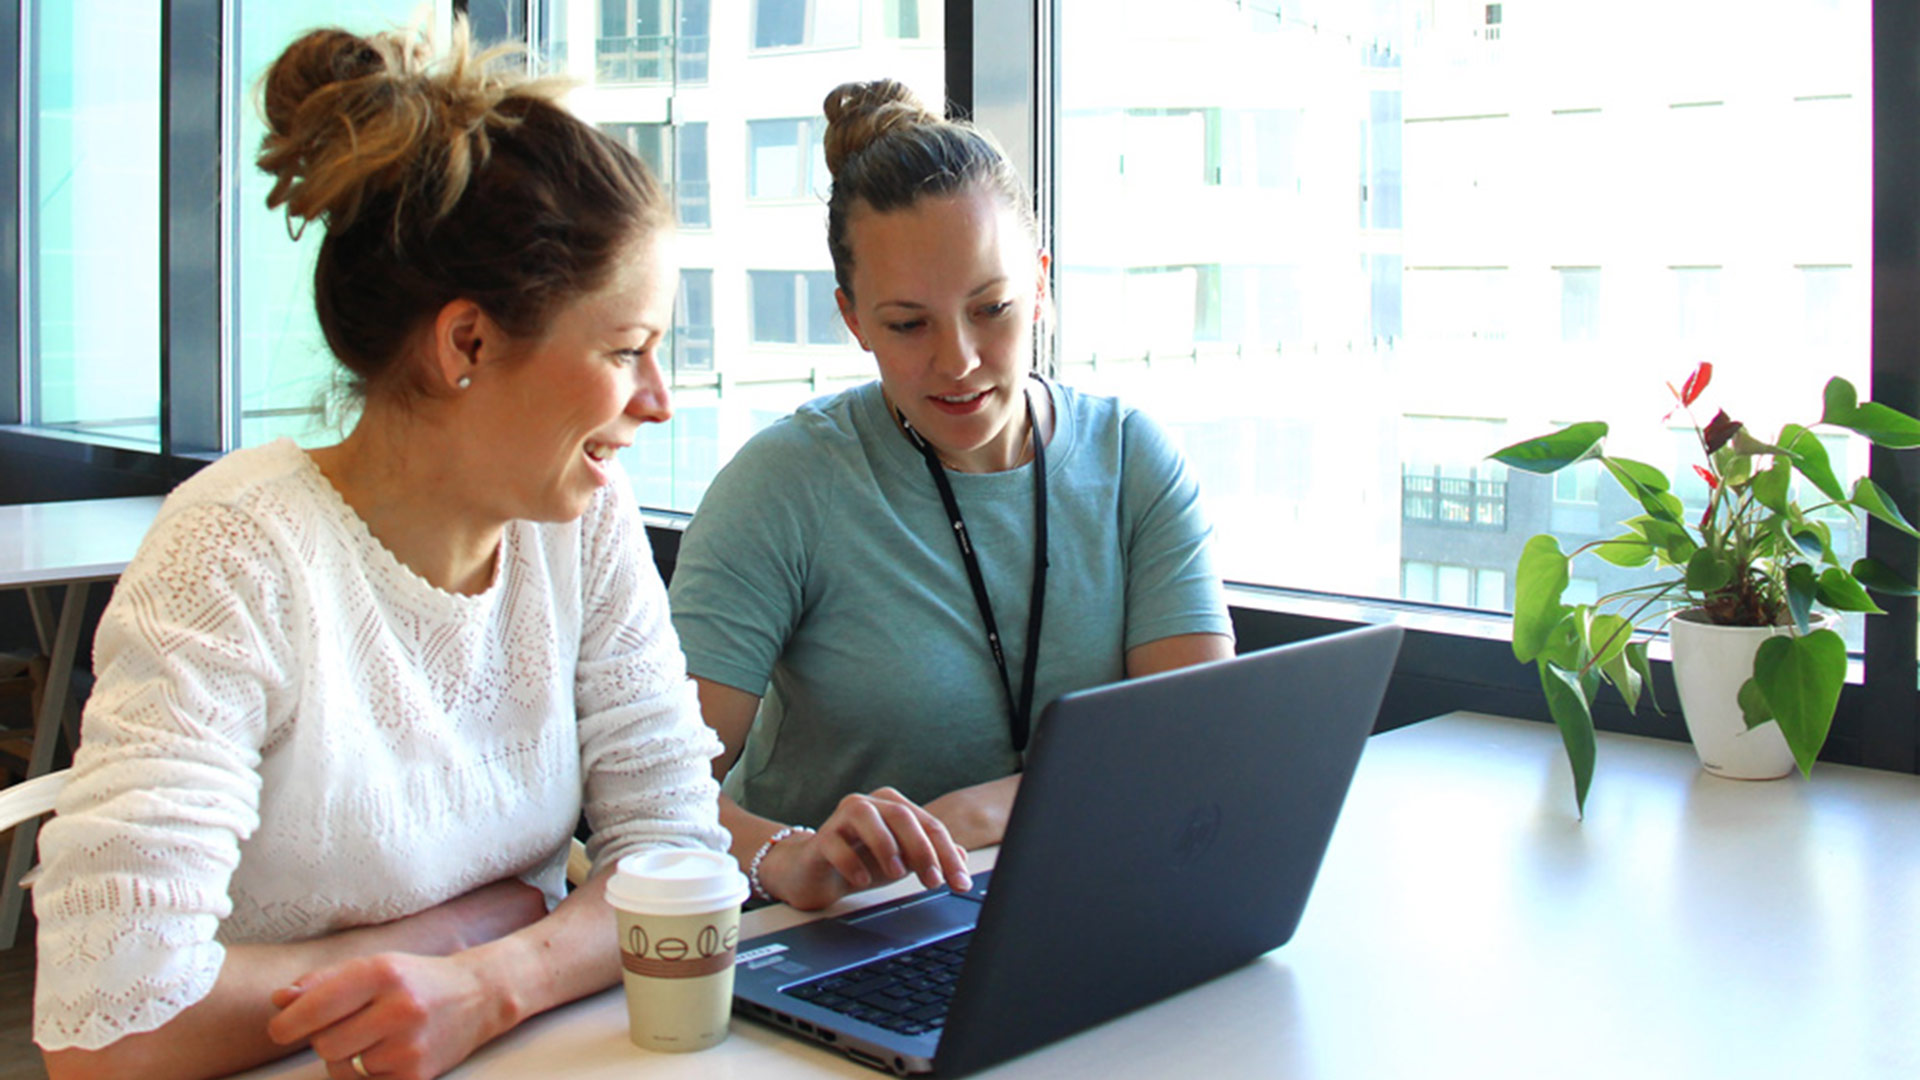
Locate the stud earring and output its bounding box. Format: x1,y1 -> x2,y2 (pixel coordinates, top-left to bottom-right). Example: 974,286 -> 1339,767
456,376 -> 472,389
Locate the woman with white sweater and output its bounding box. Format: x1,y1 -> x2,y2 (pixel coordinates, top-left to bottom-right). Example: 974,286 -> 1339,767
32,22 -> 725,1080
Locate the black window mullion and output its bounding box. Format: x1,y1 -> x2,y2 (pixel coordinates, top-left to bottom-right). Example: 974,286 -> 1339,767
946,0 -> 972,120
0,0 -> 18,426
1864,0 -> 1920,773
160,0 -> 224,456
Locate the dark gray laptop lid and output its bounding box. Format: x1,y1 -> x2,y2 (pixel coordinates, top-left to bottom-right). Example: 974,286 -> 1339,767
934,623 -> 1403,1077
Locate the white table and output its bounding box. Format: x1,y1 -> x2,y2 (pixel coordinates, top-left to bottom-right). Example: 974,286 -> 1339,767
226,711 -> 1920,1079
0,494 -> 165,948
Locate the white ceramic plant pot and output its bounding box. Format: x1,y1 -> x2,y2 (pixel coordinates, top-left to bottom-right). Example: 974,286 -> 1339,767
1668,609 -> 1838,780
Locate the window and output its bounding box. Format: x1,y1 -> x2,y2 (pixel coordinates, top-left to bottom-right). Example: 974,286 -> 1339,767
675,270 -> 715,373
6,0 -> 1915,766
1558,268 -> 1601,343
1056,0 -> 1873,616
749,270 -> 845,346
748,118 -> 830,200
1362,91 -> 1403,230
601,122 -> 709,228
233,0 -> 428,451
679,0 -> 712,83
1401,561 -> 1507,611
1801,265 -> 1850,347
885,0 -> 926,39
26,0 -> 162,447
1673,266 -> 1723,348
754,0 -> 860,50
599,0 -> 670,84
677,122 -> 711,228
1553,462 -> 1599,505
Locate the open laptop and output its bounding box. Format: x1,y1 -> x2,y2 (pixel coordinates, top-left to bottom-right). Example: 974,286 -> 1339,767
731,623 -> 1403,1077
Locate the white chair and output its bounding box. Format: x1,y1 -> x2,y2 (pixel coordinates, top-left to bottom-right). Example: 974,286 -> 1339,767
0,767 -> 68,950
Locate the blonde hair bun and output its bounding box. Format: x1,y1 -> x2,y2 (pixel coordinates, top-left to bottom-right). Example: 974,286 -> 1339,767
257,21 -> 558,234
822,79 -> 941,179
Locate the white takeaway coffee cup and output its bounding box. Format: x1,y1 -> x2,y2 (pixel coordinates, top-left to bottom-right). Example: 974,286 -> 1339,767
605,848 -> 751,1052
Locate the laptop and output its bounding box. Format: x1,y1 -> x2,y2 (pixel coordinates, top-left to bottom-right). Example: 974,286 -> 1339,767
731,623 -> 1403,1077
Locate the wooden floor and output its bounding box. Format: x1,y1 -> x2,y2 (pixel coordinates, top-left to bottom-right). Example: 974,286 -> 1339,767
0,874 -> 47,1080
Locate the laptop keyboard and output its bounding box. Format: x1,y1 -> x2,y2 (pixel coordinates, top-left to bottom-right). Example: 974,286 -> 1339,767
783,932 -> 972,1036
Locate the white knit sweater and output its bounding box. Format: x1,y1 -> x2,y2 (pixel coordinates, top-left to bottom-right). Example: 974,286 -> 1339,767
32,440 -> 727,1051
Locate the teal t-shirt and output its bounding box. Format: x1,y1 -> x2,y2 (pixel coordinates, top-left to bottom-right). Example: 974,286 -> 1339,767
668,378 -> 1232,827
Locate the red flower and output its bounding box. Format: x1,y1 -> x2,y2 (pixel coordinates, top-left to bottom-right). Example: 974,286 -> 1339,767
1692,465 -> 1719,490
1665,362 -> 1713,421
1679,362 -> 1712,406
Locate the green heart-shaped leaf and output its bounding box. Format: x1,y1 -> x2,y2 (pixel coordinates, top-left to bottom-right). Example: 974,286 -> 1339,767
1780,424 -> 1847,504
1492,423 -> 1609,474
1594,533 -> 1656,568
1637,518 -> 1699,564
1753,630 -> 1846,776
1601,644 -> 1643,715
1751,459 -> 1791,515
1852,556 -> 1920,597
1587,613 -> 1633,669
1541,661 -> 1598,817
1786,563 -> 1818,634
1686,549 -> 1734,593
1815,567 -> 1884,614
1513,535 -> 1571,663
1822,377 -> 1920,448
1626,642 -> 1661,714
1737,677 -> 1773,730
1850,477 -> 1920,538
1604,458 -> 1685,525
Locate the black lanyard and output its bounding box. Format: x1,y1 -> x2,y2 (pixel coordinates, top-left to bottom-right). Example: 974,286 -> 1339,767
897,387 -> 1049,753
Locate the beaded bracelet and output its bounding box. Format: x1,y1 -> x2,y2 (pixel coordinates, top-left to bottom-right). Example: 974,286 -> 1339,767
748,825 -> 816,903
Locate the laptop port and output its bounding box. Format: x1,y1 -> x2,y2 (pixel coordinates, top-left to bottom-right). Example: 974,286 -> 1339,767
797,1020 -> 816,1035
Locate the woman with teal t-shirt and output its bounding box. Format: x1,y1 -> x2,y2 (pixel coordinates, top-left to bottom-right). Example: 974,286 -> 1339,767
668,79 -> 1236,912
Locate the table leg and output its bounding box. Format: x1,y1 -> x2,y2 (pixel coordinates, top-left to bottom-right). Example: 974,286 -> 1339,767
2,581 -> 90,950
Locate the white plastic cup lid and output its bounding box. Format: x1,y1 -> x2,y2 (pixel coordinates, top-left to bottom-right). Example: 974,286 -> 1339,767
606,848 -> 749,916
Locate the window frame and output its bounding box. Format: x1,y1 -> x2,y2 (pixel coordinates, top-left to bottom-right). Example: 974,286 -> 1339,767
0,0 -> 1914,774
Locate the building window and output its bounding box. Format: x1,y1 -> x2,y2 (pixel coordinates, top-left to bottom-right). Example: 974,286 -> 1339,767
600,122 -> 711,229
748,118 -> 829,200
1401,561 -> 1507,610
885,0 -> 925,39
1362,90 -> 1403,229
677,122 -> 711,228
1558,268 -> 1601,343
1553,461 -> 1599,505
749,270 -> 845,346
678,0 -> 711,82
604,122 -> 668,178
1401,465 -> 1506,529
1673,266 -> 1723,348
1801,265 -> 1849,347
675,270 -> 714,373
598,0 -> 670,84
754,0 -> 860,50
28,0 -> 163,447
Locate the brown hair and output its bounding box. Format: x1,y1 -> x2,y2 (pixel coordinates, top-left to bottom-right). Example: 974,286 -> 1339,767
256,20 -> 669,397
822,79 -> 1037,300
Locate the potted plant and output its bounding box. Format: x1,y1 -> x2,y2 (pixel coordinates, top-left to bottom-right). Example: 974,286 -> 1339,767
1490,362 -> 1920,815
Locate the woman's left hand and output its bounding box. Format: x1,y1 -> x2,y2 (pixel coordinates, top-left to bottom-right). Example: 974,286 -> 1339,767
266,951 -> 513,1080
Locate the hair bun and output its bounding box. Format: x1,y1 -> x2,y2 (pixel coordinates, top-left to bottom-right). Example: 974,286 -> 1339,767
256,22 -> 550,234
822,79 -> 940,179
260,29 -> 393,136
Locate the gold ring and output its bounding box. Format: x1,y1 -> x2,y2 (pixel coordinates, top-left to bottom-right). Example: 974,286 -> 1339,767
350,1053 -> 371,1078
